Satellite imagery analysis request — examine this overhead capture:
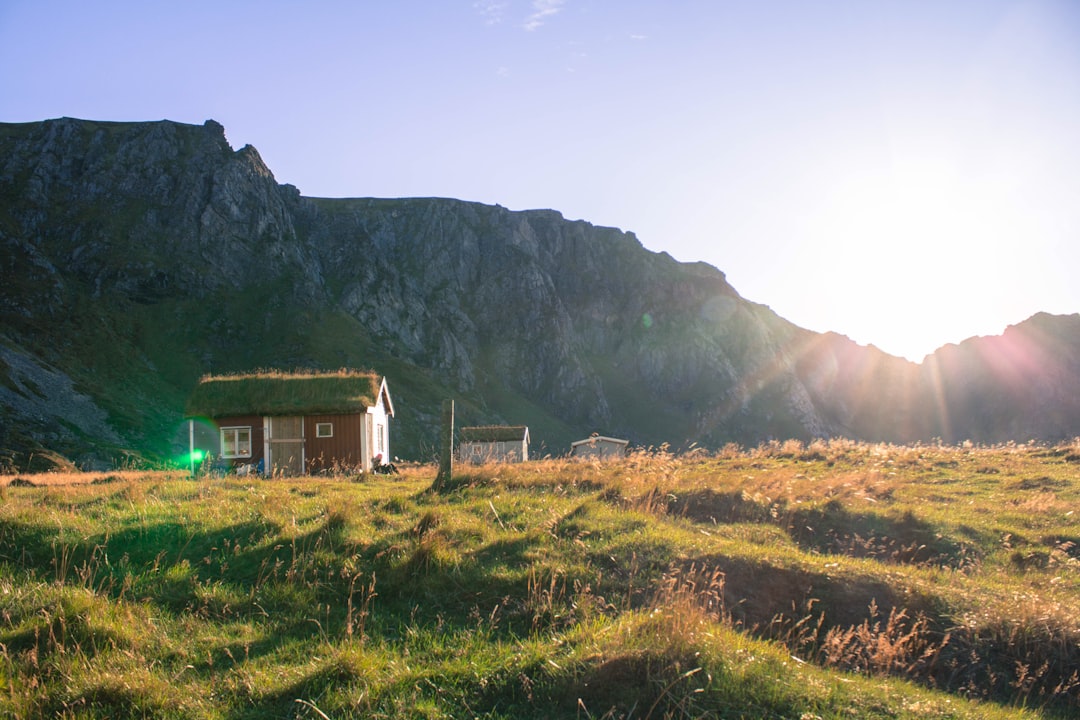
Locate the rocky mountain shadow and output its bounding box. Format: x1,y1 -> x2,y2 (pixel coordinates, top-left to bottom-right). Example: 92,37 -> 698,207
1,117 -> 1078,469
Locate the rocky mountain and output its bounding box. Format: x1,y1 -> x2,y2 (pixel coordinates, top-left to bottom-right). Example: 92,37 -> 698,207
1,117 -> 1078,470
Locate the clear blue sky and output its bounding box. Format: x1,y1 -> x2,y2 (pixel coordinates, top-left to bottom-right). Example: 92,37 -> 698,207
2,1 -> 1078,361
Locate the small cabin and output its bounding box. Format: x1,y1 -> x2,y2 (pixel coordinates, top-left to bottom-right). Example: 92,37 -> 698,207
458,425 -> 529,464
570,434 -> 629,460
185,370 -> 394,476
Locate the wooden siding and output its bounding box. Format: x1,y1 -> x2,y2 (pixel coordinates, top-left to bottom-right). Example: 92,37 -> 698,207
197,401 -> 390,475
459,439 -> 528,463
372,409 -> 389,461
267,416 -> 305,476
570,437 -> 628,460
304,414 -> 367,472
212,415 -> 265,471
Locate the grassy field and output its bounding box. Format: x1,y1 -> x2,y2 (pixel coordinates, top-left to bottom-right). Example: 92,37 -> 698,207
1,440 -> 1078,719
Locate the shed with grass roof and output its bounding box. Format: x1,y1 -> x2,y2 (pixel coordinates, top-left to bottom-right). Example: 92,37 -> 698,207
185,370 -> 394,476
458,425 -> 530,464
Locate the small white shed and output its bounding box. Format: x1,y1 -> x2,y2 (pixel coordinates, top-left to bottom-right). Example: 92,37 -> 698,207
458,425 -> 530,463
570,434 -> 629,460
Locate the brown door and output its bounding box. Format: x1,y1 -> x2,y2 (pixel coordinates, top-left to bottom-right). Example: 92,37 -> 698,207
268,416 -> 305,476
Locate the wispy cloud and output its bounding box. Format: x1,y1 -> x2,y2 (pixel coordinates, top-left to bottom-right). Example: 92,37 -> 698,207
524,0 -> 565,31
474,0 -> 508,26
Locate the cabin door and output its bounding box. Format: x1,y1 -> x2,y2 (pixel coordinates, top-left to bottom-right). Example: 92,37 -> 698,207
266,416 -> 305,475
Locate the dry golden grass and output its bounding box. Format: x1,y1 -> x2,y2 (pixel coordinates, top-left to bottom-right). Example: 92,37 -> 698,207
0,469 -> 187,487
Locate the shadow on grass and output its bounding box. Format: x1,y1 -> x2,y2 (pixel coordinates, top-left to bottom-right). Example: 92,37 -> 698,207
665,490 -> 979,569
680,553 -> 942,632
0,513 -> 372,660
785,501 -> 978,569
680,552 -> 1079,717
668,488 -> 772,524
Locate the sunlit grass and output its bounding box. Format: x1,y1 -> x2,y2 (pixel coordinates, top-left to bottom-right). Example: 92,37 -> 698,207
0,445 -> 1077,717
0,469 -> 186,487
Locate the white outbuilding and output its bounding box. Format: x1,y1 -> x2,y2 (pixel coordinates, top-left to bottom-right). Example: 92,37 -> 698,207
458,425 -> 530,463
570,434 -> 629,460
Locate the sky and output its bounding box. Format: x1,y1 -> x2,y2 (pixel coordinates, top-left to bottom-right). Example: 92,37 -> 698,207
2,1 -> 1078,362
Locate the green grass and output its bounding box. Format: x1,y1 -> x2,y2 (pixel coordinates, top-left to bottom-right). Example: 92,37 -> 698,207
1,440 -> 1078,718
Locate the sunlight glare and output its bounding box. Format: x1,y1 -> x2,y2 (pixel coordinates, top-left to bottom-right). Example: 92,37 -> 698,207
796,148 -> 1022,361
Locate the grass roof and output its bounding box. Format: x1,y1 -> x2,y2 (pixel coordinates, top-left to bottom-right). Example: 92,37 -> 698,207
459,425 -> 529,442
186,369 -> 383,418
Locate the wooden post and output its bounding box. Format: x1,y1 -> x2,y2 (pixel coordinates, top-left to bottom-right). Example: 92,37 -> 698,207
434,399 -> 454,490
189,420 -> 196,477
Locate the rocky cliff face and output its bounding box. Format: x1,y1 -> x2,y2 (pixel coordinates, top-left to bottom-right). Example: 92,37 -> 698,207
1,118 -> 1077,469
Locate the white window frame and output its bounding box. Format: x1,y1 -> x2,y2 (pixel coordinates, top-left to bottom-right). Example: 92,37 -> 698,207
221,426 -> 252,459
316,422 -> 334,438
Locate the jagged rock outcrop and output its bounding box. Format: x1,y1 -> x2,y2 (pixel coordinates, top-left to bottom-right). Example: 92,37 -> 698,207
1,118 -> 1078,468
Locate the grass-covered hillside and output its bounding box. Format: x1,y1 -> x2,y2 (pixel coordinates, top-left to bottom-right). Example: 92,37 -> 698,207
2,441 -> 1078,718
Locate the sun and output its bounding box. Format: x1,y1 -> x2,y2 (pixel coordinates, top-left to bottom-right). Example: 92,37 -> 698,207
791,150 -> 1019,361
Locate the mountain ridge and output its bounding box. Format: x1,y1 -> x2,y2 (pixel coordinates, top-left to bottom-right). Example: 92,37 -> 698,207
1,117 -> 1077,470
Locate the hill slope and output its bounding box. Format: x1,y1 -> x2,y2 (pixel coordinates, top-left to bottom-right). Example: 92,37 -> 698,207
1,117 -> 1078,467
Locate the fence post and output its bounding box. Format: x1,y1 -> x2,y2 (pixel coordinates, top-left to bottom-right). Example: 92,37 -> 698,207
434,399 -> 454,490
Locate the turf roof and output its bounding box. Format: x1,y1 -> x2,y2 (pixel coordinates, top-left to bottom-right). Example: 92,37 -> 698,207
186,370 -> 385,418
459,425 -> 529,442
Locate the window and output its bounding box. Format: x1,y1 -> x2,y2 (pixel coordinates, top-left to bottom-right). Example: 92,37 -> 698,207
376,423 -> 385,454
221,427 -> 252,459
316,422 -> 333,438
